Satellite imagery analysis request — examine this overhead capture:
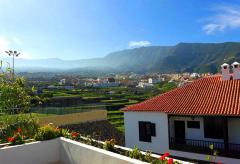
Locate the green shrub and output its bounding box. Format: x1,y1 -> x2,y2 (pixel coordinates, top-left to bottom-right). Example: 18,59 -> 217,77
82,135 -> 99,147
60,128 -> 71,138
103,139 -> 116,152
34,124 -> 61,141
129,145 -> 144,161
151,159 -> 164,164
144,151 -> 152,162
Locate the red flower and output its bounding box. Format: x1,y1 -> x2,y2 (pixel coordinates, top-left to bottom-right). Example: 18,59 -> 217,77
217,162 -> 222,164
7,137 -> 15,143
71,132 -> 79,138
17,127 -> 22,133
168,158 -> 173,164
160,155 -> 166,161
164,152 -> 170,157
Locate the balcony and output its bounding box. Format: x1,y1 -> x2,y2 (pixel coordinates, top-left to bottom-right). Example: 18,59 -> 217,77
0,137 -> 191,164
0,137 -> 143,164
169,137 -> 240,159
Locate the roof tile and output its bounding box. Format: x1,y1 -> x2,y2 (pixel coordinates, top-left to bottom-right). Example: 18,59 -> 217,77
123,75 -> 240,116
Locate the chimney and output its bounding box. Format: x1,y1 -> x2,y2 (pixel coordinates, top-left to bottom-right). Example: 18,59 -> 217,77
221,63 -> 230,80
232,62 -> 240,80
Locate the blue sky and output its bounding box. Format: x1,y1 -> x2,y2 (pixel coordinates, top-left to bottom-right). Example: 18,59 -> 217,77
1,0 -> 240,60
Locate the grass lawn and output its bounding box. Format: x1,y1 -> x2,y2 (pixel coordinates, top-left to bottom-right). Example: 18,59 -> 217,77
0,113 -> 55,120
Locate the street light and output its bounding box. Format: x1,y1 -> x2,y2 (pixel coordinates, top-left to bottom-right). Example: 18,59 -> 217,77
5,50 -> 20,78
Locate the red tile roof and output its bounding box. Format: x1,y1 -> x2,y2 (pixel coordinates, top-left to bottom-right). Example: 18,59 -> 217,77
123,75 -> 240,116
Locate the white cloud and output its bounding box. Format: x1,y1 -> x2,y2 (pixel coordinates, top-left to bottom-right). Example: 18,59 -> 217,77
128,40 -> 151,48
202,4 -> 240,34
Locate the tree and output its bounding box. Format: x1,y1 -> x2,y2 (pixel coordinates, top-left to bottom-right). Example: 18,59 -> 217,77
161,82 -> 177,93
0,60 -> 39,143
0,61 -> 31,114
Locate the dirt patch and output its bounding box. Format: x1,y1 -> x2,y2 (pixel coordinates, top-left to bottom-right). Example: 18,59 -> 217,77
39,110 -> 107,126
61,120 -> 125,146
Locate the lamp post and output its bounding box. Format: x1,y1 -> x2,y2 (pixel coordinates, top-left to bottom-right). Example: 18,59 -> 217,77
5,50 -> 20,78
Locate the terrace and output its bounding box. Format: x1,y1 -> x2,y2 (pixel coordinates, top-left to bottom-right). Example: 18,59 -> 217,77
168,115 -> 240,159
0,137 -> 192,164
169,138 -> 240,158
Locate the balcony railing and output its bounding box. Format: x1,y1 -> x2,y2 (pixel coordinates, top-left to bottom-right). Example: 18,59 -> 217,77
169,137 -> 240,158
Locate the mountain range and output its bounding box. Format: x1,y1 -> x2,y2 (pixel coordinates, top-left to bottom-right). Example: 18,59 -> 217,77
2,42 -> 240,73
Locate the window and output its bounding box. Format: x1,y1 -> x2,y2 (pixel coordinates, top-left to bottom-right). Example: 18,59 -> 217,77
187,121 -> 200,129
138,121 -> 156,142
204,118 -> 224,139
151,123 -> 156,136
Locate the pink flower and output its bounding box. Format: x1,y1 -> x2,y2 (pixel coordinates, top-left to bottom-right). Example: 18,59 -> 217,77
71,132 -> 79,138
164,152 -> 170,157
7,137 -> 15,143
160,155 -> 166,161
17,127 -> 22,133
168,158 -> 173,164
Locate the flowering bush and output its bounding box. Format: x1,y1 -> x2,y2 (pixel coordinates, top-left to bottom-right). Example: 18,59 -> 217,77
7,128 -> 24,145
0,112 -> 39,143
34,124 -> 61,141
0,62 -> 40,144
151,152 -> 179,164
70,132 -> 80,140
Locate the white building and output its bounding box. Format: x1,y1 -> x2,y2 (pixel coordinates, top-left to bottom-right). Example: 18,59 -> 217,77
59,79 -> 66,85
190,73 -> 200,79
148,77 -> 164,84
137,82 -> 154,88
123,62 -> 240,164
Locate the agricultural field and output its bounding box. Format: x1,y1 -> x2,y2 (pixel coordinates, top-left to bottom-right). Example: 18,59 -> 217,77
32,83 -> 176,134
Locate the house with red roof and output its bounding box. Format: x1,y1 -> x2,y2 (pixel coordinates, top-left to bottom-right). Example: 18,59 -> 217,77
123,62 -> 240,163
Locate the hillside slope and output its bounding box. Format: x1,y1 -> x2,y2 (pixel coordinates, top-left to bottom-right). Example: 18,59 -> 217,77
7,42 -> 240,73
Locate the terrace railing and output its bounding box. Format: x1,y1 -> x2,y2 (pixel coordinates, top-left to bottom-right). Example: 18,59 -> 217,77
169,137 -> 240,158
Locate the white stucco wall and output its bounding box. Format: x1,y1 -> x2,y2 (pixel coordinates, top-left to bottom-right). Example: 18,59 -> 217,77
0,138 -> 60,164
228,118 -> 240,144
124,111 -> 169,153
0,137 -> 149,164
124,112 -> 240,164
60,138 -> 147,164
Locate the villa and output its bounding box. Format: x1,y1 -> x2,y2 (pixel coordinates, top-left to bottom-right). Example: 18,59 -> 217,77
123,62 -> 240,163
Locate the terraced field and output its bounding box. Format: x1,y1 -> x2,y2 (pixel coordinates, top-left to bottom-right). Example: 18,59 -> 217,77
35,86 -> 164,134
107,110 -> 124,133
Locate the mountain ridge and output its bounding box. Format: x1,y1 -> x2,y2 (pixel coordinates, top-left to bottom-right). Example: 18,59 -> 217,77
2,42 -> 240,73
